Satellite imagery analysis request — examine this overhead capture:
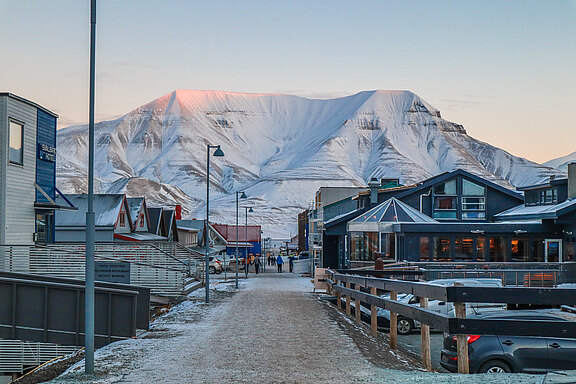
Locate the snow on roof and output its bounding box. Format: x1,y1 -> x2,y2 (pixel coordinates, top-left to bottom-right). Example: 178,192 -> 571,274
55,194 -> 125,227
495,198 -> 576,220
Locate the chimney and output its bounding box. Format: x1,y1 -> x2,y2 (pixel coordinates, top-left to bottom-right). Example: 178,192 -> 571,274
368,178 -> 380,204
569,163 -> 576,200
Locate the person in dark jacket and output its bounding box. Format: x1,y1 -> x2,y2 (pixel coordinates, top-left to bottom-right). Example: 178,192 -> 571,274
276,255 -> 284,273
288,255 -> 295,273
254,256 -> 261,274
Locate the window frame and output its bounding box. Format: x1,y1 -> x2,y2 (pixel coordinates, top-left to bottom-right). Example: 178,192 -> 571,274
9,119 -> 24,165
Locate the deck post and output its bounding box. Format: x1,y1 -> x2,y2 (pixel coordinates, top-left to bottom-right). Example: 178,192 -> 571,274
355,284 -> 361,323
370,287 -> 378,336
455,282 -> 469,374
420,297 -> 432,371
346,282 -> 352,315
389,291 -> 397,350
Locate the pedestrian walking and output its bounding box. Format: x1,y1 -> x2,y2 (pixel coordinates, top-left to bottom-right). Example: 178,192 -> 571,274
267,255 -> 271,266
255,256 -> 260,274
272,256 -> 276,265
276,255 -> 284,273
289,255 -> 295,273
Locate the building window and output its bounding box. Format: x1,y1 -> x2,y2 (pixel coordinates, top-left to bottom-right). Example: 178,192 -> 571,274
433,179 -> 457,219
526,188 -> 558,206
379,233 -> 395,261
511,238 -> 529,262
119,211 -> 126,227
432,237 -> 451,261
489,237 -> 507,262
462,179 -> 485,196
419,237 -> 430,261
350,231 -> 378,261
476,237 -> 486,261
9,121 -> 24,165
533,238 -> 545,262
140,213 -> 145,227
454,237 -> 474,261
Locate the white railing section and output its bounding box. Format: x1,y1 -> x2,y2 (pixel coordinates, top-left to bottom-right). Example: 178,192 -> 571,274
0,242 -> 204,298
0,338 -> 80,374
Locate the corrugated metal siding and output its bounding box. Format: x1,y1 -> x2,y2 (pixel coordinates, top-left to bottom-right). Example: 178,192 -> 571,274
35,109 -> 57,202
0,96 -> 7,245
5,98 -> 37,245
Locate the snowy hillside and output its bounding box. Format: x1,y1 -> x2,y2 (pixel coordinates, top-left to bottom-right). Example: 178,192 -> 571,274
543,151 -> 576,172
56,90 -> 562,237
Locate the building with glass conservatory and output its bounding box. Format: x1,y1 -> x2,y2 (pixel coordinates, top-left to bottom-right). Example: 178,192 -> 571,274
345,169 -> 576,266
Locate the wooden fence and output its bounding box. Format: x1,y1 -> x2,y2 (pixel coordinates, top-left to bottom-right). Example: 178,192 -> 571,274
326,269 -> 576,374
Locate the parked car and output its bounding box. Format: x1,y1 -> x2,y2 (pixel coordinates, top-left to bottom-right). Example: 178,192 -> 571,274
377,278 -> 505,335
208,256 -> 223,274
440,310 -> 576,374
298,251 -> 310,259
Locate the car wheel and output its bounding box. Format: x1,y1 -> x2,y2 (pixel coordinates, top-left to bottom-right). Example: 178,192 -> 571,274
397,317 -> 414,335
209,266 -> 216,274
216,268 -> 223,274
478,360 -> 511,374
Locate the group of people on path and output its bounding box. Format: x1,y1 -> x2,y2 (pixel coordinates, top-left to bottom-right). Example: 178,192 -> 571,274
267,254 -> 295,273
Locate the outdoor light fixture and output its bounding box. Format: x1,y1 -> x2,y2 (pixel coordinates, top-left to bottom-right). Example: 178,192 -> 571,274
205,144 -> 224,304
514,229 -> 528,235
470,230 -> 484,234
235,191 -> 247,289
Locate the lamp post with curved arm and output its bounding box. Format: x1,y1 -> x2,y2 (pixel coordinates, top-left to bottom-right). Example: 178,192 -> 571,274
205,144 -> 224,304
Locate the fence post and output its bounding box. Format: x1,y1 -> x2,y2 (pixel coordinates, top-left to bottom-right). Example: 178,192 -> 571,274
455,282 -> 469,374
337,278 -> 342,310
370,286 -> 378,337
390,291 -> 397,350
346,282 -> 351,316
420,297 -> 432,371
355,284 -> 361,324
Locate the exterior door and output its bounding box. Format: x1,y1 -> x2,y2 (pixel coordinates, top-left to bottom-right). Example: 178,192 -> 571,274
545,239 -> 562,262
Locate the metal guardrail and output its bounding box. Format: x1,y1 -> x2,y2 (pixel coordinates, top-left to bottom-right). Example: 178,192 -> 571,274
0,273 -> 140,348
0,242 -> 201,297
327,269 -> 576,374
0,338 -> 80,374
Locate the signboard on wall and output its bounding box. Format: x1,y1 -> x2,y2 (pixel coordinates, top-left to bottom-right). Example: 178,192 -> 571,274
38,143 -> 56,162
95,261 -> 130,284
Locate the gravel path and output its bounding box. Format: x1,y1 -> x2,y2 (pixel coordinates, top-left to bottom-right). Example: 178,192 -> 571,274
49,273 -> 542,384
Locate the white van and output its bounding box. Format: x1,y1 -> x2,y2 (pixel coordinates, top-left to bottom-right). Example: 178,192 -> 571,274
377,278 -> 505,334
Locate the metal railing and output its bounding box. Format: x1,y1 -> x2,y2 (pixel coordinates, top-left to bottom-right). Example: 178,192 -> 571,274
0,338 -> 79,374
0,242 -> 202,297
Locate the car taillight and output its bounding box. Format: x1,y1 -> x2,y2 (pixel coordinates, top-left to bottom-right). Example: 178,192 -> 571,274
452,335 -> 481,344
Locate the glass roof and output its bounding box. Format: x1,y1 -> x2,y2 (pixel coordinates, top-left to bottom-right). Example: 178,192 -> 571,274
350,197 -> 437,223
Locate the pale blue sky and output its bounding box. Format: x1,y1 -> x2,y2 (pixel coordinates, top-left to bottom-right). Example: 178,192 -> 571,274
1,0 -> 575,163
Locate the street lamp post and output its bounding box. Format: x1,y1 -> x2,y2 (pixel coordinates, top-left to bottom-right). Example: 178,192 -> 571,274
205,144 -> 224,304
244,206 -> 253,278
85,0 -> 97,374
235,191 -> 247,289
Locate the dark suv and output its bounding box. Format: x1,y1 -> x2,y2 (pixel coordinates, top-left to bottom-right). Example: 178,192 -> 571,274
440,310 -> 576,374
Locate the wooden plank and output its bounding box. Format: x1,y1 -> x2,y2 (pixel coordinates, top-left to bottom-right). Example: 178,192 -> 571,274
390,291 -> 397,350
355,284 -> 361,324
420,297 -> 432,372
346,282 -> 351,316
370,286 -> 378,337
455,282 -> 469,374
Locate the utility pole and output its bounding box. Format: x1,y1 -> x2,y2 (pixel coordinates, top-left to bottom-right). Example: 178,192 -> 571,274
85,0 -> 97,374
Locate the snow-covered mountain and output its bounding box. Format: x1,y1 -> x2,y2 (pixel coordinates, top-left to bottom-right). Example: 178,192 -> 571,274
56,90 -> 562,237
543,152 -> 576,172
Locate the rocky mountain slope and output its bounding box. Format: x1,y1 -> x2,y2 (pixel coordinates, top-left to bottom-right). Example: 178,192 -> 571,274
56,90 -> 562,236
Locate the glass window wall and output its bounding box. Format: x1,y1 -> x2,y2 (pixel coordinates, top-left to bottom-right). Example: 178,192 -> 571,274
489,237 -> 507,262
533,238 -> 545,262
454,237 -> 474,261
9,121 -> 24,164
432,237 -> 451,261
511,238 -> 529,262
476,237 -> 486,261
419,237 -> 430,261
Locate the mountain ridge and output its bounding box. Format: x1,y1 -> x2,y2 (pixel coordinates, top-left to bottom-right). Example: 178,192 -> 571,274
56,89 -> 563,237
